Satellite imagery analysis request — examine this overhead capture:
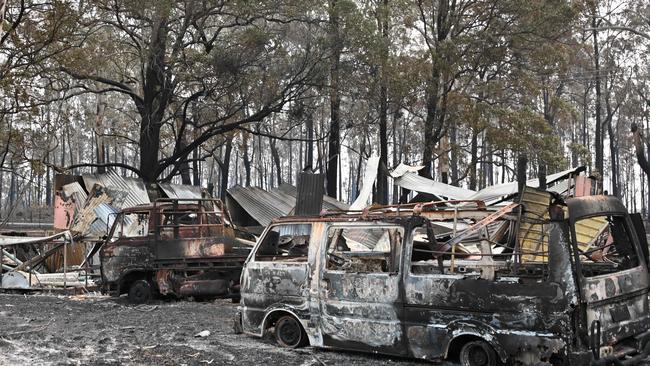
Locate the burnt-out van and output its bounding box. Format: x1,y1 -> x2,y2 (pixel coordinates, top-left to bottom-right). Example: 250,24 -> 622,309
235,192 -> 650,365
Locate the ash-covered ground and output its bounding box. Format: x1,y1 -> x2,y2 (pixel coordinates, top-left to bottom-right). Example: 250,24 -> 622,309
0,293 -> 437,366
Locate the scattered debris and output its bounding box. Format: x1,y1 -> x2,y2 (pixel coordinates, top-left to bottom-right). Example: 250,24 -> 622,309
195,330 -> 211,338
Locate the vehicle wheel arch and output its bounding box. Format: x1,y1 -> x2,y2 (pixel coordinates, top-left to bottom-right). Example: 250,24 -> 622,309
262,307 -> 304,331
444,325 -> 508,363
118,269 -> 152,294
261,307 -> 311,345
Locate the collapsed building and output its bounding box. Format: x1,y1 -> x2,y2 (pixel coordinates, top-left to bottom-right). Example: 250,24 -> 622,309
0,171 -> 207,291
0,170 -> 349,296
0,163 -> 601,295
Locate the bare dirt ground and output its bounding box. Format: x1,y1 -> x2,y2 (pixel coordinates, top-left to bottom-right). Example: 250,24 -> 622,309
0,293 -> 435,366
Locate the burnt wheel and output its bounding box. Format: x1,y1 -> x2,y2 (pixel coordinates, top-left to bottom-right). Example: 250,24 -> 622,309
274,315 -> 307,348
459,340 -> 497,366
128,279 -> 152,304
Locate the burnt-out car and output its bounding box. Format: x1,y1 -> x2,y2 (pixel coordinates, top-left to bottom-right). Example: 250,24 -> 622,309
236,192 -> 650,365
100,198 -> 251,303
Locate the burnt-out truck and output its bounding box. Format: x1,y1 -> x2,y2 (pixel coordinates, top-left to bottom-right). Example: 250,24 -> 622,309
100,198 -> 251,303
236,192 -> 650,365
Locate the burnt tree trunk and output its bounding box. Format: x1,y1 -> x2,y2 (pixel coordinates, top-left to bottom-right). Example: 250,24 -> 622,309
94,93 -> 106,173
517,153 -> 528,194
469,129 -> 478,190
136,10 -> 173,184
192,152 -> 200,186
242,132 -> 252,186
421,2 -> 452,180
178,126 -> 192,185
45,154 -> 51,206
376,93 -> 389,202
9,161 -> 16,209
326,0 -> 341,198
439,135 -> 449,184
391,111 -> 400,204
450,121 -> 458,184
270,137 -> 282,187
219,139 -> 233,200
538,162 -> 547,189
592,12 -> 604,185
192,131 -> 200,186
632,125 -> 650,207
375,0 -> 389,204
60,125 -> 65,167
422,72 -> 440,179
0,169 -> 3,215
605,90 -> 619,197
306,110 -> 314,168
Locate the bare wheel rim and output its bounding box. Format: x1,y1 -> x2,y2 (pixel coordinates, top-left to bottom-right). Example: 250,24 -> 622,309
276,317 -> 301,347
468,345 -> 488,365
128,280 -> 151,303
460,341 -> 495,366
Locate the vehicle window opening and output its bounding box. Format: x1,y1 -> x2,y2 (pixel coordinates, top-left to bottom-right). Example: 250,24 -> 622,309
157,204 -> 223,239
255,224 -> 311,262
326,226 -> 403,273
409,217 -> 552,282
112,212 -> 149,239
576,215 -> 640,277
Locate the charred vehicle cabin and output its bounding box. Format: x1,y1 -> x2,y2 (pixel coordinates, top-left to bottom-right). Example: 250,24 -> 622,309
100,198 -> 250,303
236,192 -> 650,365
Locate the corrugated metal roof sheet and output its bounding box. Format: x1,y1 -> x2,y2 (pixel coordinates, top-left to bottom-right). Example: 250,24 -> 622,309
390,163 -> 423,177
90,203 -> 120,237
468,166 -> 585,204
159,183 -> 203,199
82,170 -> 150,209
293,173 -> 325,215
227,185 -> 295,227
70,185 -> 116,238
276,184 -> 349,211
61,182 -> 88,211
389,164 -> 584,204
547,179 -> 570,195
0,231 -> 70,246
391,166 -> 476,200
574,216 -> 608,251
350,156 -> 380,210
227,183 -> 350,227
518,188 -> 552,263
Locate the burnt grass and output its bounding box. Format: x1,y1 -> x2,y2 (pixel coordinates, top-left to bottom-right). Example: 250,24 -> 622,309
0,293 -> 437,366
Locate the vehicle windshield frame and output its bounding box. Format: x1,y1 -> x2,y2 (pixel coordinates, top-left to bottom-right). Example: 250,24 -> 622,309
108,211 -> 151,241
569,212 -> 646,277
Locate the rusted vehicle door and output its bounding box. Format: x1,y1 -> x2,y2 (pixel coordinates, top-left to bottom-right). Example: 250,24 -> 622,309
240,222 -> 313,332
318,223 -> 406,355
567,198 -> 650,353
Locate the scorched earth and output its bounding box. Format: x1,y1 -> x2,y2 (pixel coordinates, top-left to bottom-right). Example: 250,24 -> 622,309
0,294 -> 440,366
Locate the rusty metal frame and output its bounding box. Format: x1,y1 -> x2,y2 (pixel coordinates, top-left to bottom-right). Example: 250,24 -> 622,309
443,202 -> 519,249
0,232 -> 86,292
320,199 -> 487,218
147,198 -> 232,240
